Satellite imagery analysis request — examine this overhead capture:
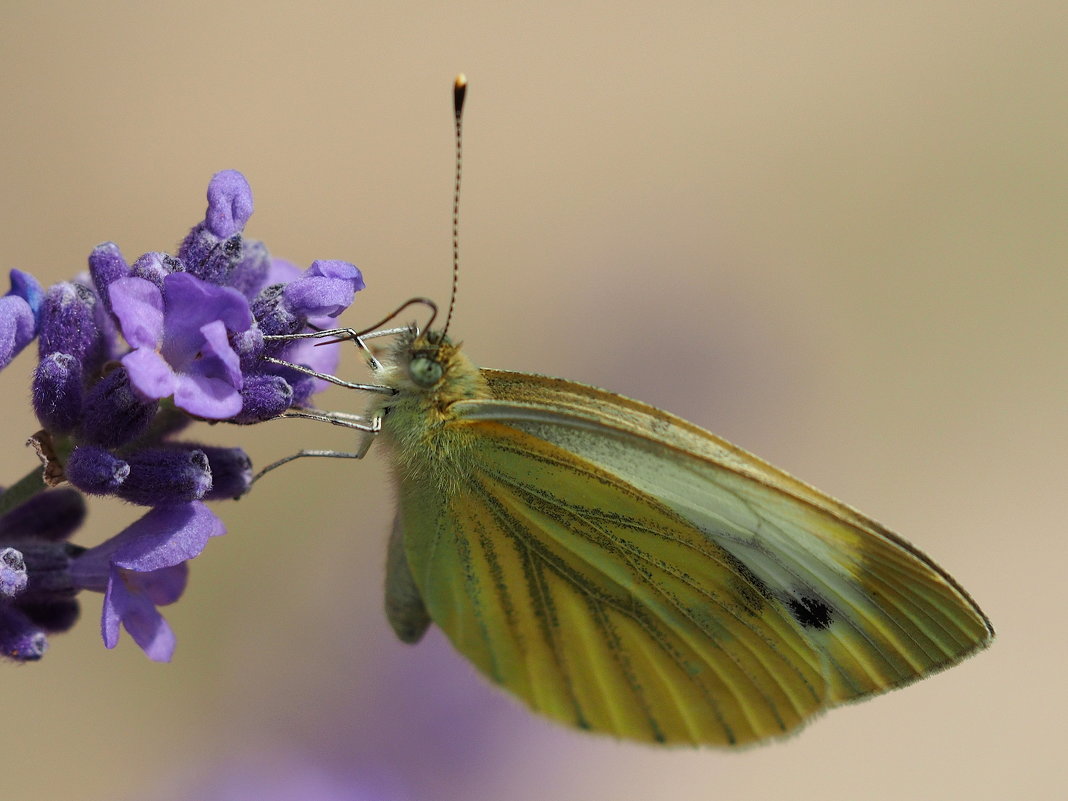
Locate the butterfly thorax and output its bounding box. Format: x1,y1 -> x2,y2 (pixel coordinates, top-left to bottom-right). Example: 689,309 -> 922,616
370,329 -> 489,495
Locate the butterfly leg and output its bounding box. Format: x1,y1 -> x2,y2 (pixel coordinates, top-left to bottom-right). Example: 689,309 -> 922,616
259,351 -> 394,394
263,325 -> 410,376
248,410 -> 382,488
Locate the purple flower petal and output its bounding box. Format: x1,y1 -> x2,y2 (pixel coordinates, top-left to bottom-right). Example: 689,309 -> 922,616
122,347 -> 178,401
71,502 -> 224,588
308,259 -> 365,286
120,586 -> 178,661
137,562 -> 189,606
266,257 -> 301,284
109,502 -> 225,571
174,372 -> 244,418
100,574 -> 123,648
279,336 -> 342,399
206,170 -> 254,238
102,574 -> 177,661
110,277 -> 164,349
199,319 -> 244,388
161,272 -> 251,365
229,238 -> 272,299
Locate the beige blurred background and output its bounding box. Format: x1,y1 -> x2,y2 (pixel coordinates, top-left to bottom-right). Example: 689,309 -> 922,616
1,2 -> 1063,799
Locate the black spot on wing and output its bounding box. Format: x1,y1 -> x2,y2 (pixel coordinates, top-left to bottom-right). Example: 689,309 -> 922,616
786,593 -> 833,630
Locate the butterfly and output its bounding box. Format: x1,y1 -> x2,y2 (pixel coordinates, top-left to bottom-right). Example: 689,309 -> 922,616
264,76 -> 992,746
357,327 -> 993,746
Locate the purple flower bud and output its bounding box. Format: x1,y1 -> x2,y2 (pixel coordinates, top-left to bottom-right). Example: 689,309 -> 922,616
130,251 -> 182,288
80,366 -> 158,448
205,170 -> 254,238
88,242 -> 129,313
20,599 -> 80,633
290,374 -> 324,407
178,225 -> 243,284
0,294 -> 36,369
0,487 -> 86,543
0,548 -> 28,597
37,282 -> 104,363
32,352 -> 84,432
233,327 -> 265,370
66,445 -> 130,495
187,445 -> 253,499
8,268 -> 44,317
229,238 -> 272,299
251,283 -> 298,337
115,447 -> 212,506
275,333 -> 343,402
17,541 -> 77,599
283,260 -> 365,323
234,373 -> 293,423
0,606 -> 48,661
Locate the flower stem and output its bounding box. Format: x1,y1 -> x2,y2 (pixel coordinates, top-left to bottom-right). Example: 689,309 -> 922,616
0,466 -> 47,517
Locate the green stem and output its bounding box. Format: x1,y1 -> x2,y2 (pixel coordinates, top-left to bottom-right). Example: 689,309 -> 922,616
0,465 -> 47,517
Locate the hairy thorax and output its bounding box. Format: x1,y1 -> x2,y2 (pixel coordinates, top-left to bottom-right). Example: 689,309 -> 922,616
369,330 -> 489,496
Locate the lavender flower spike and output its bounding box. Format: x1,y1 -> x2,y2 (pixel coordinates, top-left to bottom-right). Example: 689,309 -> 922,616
110,272 -> 253,419
70,502 -> 225,661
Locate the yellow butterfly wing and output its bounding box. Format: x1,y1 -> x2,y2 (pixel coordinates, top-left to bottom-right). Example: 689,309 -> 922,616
391,369 -> 992,746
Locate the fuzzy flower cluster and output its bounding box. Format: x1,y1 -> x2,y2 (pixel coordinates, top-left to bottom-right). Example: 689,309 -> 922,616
0,170 -> 363,662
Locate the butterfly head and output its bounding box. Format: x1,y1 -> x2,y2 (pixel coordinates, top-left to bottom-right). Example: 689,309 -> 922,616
379,326 -> 486,404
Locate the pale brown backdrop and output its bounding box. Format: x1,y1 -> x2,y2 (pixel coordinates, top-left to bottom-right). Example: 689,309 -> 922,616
0,2 -> 1063,799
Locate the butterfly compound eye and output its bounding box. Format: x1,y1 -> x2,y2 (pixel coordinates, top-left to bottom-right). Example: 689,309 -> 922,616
409,356 -> 444,387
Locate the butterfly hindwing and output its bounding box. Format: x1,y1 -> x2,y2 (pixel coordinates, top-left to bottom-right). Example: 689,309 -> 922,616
385,512 -> 432,644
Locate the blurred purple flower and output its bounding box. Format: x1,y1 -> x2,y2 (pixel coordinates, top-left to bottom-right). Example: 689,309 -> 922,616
148,753 -> 397,801
0,487 -> 87,661
70,502 -> 224,661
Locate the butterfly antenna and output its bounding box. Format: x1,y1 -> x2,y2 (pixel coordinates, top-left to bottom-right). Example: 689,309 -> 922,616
440,73 -> 467,343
